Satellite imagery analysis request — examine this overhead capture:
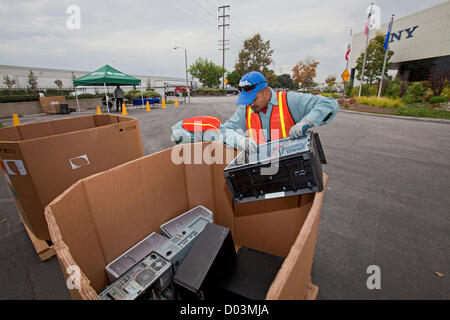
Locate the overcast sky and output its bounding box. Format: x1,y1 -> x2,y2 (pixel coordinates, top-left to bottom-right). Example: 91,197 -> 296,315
0,0 -> 446,83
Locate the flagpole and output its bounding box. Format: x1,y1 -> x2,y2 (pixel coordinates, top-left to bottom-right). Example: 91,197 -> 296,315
342,29 -> 352,106
378,14 -> 395,98
359,3 -> 373,97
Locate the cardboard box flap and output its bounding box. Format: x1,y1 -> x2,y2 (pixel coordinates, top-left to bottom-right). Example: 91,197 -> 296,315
266,175 -> 328,299
0,127 -> 22,142
50,116 -> 96,135
48,181 -> 108,292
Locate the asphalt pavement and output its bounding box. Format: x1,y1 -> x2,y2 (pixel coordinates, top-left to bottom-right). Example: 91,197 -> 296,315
0,96 -> 449,299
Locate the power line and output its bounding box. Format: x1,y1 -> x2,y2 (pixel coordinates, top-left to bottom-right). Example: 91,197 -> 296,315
170,0 -> 218,30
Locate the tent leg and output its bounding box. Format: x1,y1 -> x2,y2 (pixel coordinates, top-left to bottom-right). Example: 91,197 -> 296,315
140,86 -> 144,109
75,87 -> 81,113
104,83 -> 109,114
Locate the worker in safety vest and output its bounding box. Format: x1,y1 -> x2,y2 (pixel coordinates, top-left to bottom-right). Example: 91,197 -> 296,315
171,115 -> 222,144
221,71 -> 339,153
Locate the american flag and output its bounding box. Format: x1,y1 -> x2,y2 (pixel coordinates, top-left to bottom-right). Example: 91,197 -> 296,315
364,9 -> 372,35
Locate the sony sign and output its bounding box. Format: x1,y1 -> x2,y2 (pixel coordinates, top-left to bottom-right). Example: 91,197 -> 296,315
390,26 -> 419,43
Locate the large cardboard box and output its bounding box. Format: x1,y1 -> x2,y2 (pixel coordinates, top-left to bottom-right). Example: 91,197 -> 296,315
45,142 -> 328,300
0,114 -> 144,240
39,96 -> 66,114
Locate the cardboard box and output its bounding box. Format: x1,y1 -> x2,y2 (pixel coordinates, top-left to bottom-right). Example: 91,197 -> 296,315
0,115 -> 144,240
44,142 -> 328,300
39,96 -> 67,114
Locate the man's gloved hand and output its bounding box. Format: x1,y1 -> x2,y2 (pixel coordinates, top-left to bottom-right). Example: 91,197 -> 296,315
237,137 -> 258,153
289,118 -> 313,138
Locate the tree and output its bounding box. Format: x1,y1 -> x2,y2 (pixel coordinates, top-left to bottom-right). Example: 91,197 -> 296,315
2,75 -> 16,91
188,58 -> 226,88
27,70 -> 38,90
234,33 -> 274,81
275,74 -> 296,89
429,69 -> 449,96
292,56 -> 319,88
355,33 -> 394,85
226,71 -> 240,87
71,71 -> 76,88
325,75 -> 336,88
54,79 -> 63,90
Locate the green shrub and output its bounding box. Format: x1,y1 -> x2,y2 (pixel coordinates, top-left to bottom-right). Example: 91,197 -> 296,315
423,88 -> 434,102
385,79 -> 401,98
191,87 -> 226,96
402,82 -> 425,104
442,86 -> 450,100
428,96 -> 447,104
0,95 -> 39,103
356,96 -> 404,108
345,80 -> 354,97
142,90 -> 161,98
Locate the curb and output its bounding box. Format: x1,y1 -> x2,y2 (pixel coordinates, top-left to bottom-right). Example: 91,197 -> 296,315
339,109 -> 450,124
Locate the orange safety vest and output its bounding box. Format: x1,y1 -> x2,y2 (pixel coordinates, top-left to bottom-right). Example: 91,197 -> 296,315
182,115 -> 221,132
246,91 -> 295,144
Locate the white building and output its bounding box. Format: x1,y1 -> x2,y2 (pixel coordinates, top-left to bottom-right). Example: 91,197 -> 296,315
350,1 -> 450,82
0,64 -> 188,90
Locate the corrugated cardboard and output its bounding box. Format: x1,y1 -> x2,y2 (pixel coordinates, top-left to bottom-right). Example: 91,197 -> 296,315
0,115 -> 144,240
45,142 -> 328,300
39,96 -> 66,114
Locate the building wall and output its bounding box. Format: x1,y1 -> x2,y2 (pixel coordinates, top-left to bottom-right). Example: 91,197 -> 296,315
0,65 -> 188,89
350,2 -> 450,69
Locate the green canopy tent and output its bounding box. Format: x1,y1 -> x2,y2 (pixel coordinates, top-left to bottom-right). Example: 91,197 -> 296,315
73,65 -> 143,113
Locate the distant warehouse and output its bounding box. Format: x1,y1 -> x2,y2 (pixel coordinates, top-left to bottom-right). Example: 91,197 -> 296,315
0,64 -> 187,90
350,1 -> 450,82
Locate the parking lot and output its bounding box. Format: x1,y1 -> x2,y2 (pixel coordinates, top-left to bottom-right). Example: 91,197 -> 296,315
0,95 -> 449,299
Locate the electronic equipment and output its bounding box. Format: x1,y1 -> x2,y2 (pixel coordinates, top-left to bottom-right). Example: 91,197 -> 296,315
173,223 -> 237,300
160,205 -> 213,238
214,247 -> 284,300
156,216 -> 211,271
105,232 -> 168,282
224,132 -> 327,203
99,251 -> 173,300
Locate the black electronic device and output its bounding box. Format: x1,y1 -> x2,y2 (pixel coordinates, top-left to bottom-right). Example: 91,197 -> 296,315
214,247 -> 284,300
173,223 -> 236,300
99,251 -> 172,300
223,132 -> 326,203
59,103 -> 70,114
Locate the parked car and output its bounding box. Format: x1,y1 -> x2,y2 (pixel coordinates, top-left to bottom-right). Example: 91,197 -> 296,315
227,87 -> 239,95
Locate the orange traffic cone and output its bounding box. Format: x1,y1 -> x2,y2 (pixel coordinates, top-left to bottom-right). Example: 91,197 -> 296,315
174,98 -> 179,107
122,103 -> 127,116
12,114 -> 20,126
162,100 -> 166,109
97,106 -> 102,115
146,101 -> 150,111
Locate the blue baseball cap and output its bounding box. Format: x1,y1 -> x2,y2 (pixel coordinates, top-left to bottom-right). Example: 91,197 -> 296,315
236,71 -> 268,105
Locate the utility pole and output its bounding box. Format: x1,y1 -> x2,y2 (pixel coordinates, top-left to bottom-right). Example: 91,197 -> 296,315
218,5 -> 230,89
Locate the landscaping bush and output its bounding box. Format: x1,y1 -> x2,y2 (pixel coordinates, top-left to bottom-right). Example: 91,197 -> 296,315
0,94 -> 39,103
402,82 -> 425,104
345,80 -> 354,97
191,87 -> 226,96
442,86 -> 450,100
423,88 -> 434,102
385,79 -> 401,98
356,96 -> 404,108
428,96 -> 447,104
